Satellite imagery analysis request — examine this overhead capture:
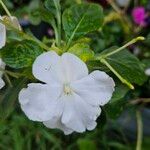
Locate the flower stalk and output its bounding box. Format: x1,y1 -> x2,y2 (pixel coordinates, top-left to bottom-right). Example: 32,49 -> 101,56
0,0 -> 11,17
136,110 -> 143,150
102,36 -> 145,58
100,58 -> 134,89
96,36 -> 145,89
53,0 -> 61,47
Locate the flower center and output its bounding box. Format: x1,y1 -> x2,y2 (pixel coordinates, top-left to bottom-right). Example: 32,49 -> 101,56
63,84 -> 72,95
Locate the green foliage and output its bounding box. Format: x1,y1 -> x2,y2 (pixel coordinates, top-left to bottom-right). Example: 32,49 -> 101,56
45,0 -> 61,16
0,40 -> 43,69
109,83 -> 129,104
0,78 -> 27,119
145,33 -> 150,47
68,43 -> 94,62
14,0 -> 42,25
29,8 -> 55,25
62,3 -> 103,45
142,59 -> 150,69
105,83 -> 129,119
100,47 -> 147,85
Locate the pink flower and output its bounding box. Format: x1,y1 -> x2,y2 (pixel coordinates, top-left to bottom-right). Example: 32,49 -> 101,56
132,7 -> 146,26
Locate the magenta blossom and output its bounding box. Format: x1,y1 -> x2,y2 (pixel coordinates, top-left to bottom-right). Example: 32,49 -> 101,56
132,7 -> 146,26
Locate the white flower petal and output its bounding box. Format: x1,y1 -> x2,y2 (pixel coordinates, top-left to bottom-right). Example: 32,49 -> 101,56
145,68 -> 150,76
0,58 -> 5,88
61,95 -> 85,132
61,53 -> 88,82
33,51 -> 88,84
33,51 -> 62,84
43,117 -> 73,135
19,83 -> 63,121
0,78 -> 5,89
0,16 -> 6,49
71,71 -> 115,106
61,93 -> 101,133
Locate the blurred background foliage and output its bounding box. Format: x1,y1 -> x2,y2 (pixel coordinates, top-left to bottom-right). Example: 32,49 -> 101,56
0,0 -> 150,149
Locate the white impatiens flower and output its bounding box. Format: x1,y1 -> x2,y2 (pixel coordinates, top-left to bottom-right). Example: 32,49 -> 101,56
19,51 -> 115,134
0,58 -> 5,89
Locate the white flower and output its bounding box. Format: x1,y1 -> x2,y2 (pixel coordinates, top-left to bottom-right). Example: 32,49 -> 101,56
0,16 -> 6,49
145,68 -> 150,76
0,58 -> 5,89
0,15 -> 21,48
19,51 -> 115,134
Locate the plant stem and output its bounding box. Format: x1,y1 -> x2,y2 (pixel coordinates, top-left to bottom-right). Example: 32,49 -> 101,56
103,36 -> 145,58
54,0 -> 61,47
0,67 -> 21,78
0,0 -> 11,17
136,110 -> 143,150
130,98 -> 150,105
4,73 -> 13,87
0,19 -> 51,51
100,58 -> 134,89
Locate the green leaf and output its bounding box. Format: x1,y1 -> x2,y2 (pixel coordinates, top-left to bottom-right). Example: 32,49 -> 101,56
0,78 -> 27,119
104,83 -> 129,119
110,83 -> 129,104
45,0 -> 60,16
105,99 -> 126,119
100,47 -> 147,85
144,33 -> 150,47
142,59 -> 150,69
68,43 -> 94,62
40,9 -> 55,25
62,3 -> 103,45
1,40 -> 43,69
29,8 -> 41,25
27,0 -> 41,25
29,8 -> 55,26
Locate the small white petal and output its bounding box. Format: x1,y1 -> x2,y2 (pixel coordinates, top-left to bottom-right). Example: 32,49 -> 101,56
43,117 -> 73,135
0,16 -> 6,49
145,68 -> 150,76
19,83 -> 63,121
0,78 -> 5,89
71,71 -> 115,106
61,53 -> 88,82
0,58 -> 5,88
